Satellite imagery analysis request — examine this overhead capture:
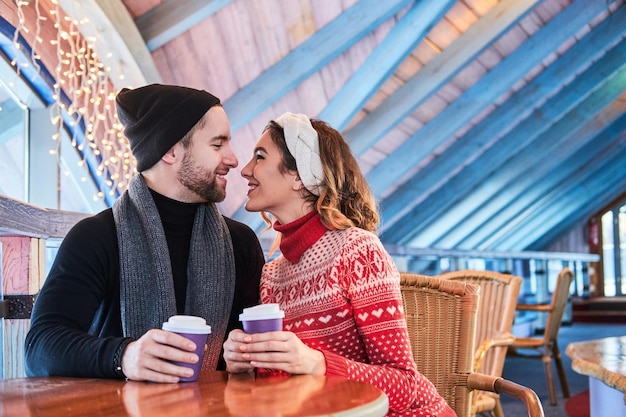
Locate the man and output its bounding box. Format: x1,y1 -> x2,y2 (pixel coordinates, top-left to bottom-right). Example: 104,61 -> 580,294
25,84 -> 264,383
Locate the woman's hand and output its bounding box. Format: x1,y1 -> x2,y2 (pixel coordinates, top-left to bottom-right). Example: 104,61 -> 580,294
223,329 -> 256,373
225,330 -> 326,375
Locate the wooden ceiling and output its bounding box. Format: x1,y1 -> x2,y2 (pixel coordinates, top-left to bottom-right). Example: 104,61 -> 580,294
63,0 -> 626,251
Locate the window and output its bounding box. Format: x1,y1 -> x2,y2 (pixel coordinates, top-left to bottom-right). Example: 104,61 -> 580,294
0,81 -> 26,201
601,199 -> 626,297
0,31 -> 106,214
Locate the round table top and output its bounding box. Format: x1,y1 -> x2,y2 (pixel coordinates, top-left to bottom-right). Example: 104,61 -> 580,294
565,335 -> 626,393
0,371 -> 389,417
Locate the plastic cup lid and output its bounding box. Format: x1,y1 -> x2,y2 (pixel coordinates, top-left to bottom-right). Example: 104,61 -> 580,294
162,315 -> 211,334
239,303 -> 285,321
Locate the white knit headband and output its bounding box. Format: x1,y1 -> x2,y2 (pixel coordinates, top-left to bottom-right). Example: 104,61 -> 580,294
274,112 -> 324,196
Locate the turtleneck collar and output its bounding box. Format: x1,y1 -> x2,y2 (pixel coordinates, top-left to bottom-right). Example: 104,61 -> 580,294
149,188 -> 199,235
274,211 -> 328,263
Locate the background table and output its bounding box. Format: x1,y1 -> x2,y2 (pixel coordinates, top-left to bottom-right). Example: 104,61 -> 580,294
566,336 -> 626,417
0,371 -> 389,417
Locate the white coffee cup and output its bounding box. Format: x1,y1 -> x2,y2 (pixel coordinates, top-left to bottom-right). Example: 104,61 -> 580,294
162,315 -> 211,382
239,304 -> 284,333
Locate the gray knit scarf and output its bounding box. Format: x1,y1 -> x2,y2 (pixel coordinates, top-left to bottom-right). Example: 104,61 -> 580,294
112,174 -> 235,371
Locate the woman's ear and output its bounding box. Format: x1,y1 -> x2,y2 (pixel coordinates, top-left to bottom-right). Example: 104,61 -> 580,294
292,173 -> 305,192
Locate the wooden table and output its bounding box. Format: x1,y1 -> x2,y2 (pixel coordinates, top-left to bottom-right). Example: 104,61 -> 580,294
566,336 -> 626,417
0,371 -> 389,417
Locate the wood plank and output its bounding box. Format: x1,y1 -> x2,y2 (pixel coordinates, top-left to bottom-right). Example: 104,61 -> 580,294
408,51 -> 626,246
222,0 -> 414,132
0,236 -> 39,378
499,145 -> 626,250
378,10 -> 626,239
364,0 -> 614,196
318,0 -> 456,130
382,55 -> 626,245
0,194 -> 90,239
344,0 -> 543,156
1,236 -> 31,294
0,199 -> 79,381
29,238 -> 46,295
135,0 -> 234,51
468,111 -> 626,250
2,319 -> 29,378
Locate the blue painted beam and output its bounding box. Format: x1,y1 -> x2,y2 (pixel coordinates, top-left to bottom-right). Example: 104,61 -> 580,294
136,0 -> 234,51
376,8 -> 626,235
407,58 -> 626,248
223,0 -> 414,132
525,145 -> 626,250
456,106 -> 626,249
425,41 -> 626,248
459,109 -> 626,250
527,186 -> 625,251
380,47 -> 626,245
317,0 -> 456,130
525,173 -> 625,250
365,0 -> 616,196
344,0 -> 543,155
495,141 -> 626,250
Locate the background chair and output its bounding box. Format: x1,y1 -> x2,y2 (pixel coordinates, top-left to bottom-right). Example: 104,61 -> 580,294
439,270 -> 522,417
508,267 -> 574,406
399,273 -> 544,417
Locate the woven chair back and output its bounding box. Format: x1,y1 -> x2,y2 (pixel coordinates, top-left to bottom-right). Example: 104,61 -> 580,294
439,270 -> 522,376
399,273 -> 480,417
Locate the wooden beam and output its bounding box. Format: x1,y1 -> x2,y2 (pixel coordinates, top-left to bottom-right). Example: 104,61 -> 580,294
365,0 -> 615,196
472,111 -> 626,250
344,0 -> 542,155
525,144 -> 626,251
384,54 -> 626,246
223,0 -> 414,132
378,12 -> 626,240
0,194 -> 89,239
58,0 -> 162,87
0,235 -> 45,378
497,143 -> 626,250
317,0 -> 456,130
404,51 -> 626,247
135,0 -> 234,51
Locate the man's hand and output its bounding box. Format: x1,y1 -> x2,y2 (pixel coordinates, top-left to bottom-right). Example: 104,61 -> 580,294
122,329 -> 199,383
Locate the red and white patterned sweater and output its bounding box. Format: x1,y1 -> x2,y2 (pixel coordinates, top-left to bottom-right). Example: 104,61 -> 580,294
260,212 -> 456,417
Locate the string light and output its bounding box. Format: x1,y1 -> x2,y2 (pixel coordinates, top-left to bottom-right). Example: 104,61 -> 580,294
11,0 -> 135,202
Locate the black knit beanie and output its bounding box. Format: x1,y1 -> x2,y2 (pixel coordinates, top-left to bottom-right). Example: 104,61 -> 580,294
116,84 -> 221,171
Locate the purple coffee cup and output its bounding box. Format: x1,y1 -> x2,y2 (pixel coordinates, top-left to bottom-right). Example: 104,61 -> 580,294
239,303 -> 285,333
162,315 -> 211,382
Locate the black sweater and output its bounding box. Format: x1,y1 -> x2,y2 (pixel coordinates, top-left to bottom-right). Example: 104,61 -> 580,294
25,193 -> 264,378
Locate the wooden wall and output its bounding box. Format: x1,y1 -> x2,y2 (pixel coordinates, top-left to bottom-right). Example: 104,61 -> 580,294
0,195 -> 88,378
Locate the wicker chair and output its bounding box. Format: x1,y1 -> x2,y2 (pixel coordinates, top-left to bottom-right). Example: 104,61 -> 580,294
508,267 -> 574,406
438,270 -> 522,417
399,273 -> 544,417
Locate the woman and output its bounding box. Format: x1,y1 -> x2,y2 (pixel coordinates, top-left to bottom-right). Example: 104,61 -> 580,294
223,112 -> 456,416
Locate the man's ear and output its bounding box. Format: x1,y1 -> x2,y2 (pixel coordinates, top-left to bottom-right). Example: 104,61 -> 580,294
161,143 -> 181,164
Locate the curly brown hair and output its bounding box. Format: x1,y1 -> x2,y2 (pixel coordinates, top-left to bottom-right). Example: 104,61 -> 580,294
262,118 -> 379,233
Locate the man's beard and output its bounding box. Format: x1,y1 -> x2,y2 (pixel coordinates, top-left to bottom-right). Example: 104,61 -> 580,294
178,153 -> 226,202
